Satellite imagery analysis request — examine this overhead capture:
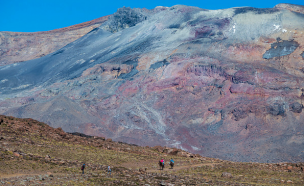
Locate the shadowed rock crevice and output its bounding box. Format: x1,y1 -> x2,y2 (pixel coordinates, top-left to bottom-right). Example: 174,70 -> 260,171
233,7 -> 280,15
263,40 -> 299,59
267,103 -> 286,116
118,59 -> 139,80
231,108 -> 248,121
149,59 -> 170,70
168,24 -> 181,29
289,102 -> 303,113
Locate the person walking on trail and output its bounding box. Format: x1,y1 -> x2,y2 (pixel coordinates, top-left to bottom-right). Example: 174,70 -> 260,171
81,163 -> 85,174
107,166 -> 111,176
170,158 -> 174,169
161,158 -> 164,166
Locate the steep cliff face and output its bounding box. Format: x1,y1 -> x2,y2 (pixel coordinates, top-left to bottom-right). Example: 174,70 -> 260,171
1,4 -> 304,162
0,16 -> 109,66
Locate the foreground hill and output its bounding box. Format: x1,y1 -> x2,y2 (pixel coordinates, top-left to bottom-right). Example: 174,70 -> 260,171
1,4 -> 304,162
1,115 -> 304,185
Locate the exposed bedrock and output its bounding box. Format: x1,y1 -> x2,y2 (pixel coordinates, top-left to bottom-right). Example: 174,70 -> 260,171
263,40 -> 299,59
102,7 -> 149,33
275,3 -> 304,14
0,16 -> 109,66
1,4 -> 304,163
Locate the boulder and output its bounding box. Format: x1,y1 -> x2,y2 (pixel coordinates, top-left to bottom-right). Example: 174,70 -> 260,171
221,172 -> 233,178
94,136 -> 105,141
13,152 -> 20,157
169,149 -> 181,155
163,148 -> 173,154
290,102 -> 302,113
153,146 -> 164,153
286,180 -> 293,184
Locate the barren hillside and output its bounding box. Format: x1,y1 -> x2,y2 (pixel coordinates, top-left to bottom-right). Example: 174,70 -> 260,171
1,115 -> 304,185
0,16 -> 109,66
1,4 -> 304,163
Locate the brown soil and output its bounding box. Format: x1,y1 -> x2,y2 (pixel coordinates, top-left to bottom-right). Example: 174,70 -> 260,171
1,115 -> 304,185
147,163 -> 219,173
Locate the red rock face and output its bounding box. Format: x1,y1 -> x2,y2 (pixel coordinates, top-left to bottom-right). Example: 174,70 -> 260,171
1,5 -> 304,163
70,55 -> 304,162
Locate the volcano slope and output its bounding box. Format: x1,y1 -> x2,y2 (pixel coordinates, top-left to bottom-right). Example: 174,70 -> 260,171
0,15 -> 109,66
1,4 -> 304,163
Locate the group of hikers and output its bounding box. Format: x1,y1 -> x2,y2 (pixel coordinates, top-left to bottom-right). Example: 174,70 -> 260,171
81,164 -> 111,175
80,158 -> 175,174
159,158 -> 174,170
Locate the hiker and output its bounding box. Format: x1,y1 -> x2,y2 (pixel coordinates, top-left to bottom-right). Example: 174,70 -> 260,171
170,158 -> 174,169
159,159 -> 165,170
81,163 -> 85,174
107,165 -> 111,176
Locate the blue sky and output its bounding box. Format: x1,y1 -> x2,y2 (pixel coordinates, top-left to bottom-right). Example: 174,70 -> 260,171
1,0 -> 303,32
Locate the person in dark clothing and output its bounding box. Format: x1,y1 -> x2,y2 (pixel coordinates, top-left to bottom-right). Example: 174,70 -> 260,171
170,158 -> 174,169
107,166 -> 111,176
81,163 -> 85,174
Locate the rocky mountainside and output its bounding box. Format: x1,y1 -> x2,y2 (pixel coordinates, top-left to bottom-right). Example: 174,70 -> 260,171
0,16 -> 109,66
1,4 -> 304,163
1,115 -> 304,185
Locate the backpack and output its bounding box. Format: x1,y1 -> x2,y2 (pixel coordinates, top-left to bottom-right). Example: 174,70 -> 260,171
81,165 -> 85,170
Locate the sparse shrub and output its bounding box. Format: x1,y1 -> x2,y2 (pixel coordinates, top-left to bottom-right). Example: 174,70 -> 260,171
154,176 -> 169,180
5,150 -> 13,155
38,122 -> 45,127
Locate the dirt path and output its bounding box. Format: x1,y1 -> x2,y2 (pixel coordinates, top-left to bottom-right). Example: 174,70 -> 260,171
147,163 -> 218,173
120,160 -> 153,169
119,159 -> 219,173
0,173 -> 41,179
0,173 -> 62,179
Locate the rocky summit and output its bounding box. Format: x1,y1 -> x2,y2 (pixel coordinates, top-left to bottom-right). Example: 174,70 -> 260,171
1,4 -> 304,163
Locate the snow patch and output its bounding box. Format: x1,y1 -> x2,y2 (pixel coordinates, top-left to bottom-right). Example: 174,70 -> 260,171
0,79 -> 8,83
191,146 -> 201,151
75,59 -> 86,65
229,23 -> 236,34
273,24 -> 281,31
11,84 -> 31,90
170,141 -> 187,151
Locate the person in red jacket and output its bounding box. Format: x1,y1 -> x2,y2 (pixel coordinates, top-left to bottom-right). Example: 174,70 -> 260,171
160,158 -> 164,165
